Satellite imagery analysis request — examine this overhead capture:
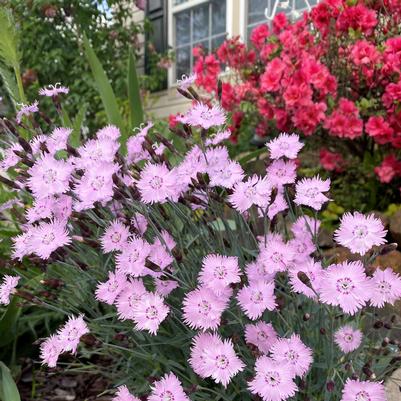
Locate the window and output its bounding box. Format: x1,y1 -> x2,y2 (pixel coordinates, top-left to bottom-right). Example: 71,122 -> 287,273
246,0 -> 320,40
170,0 -> 227,81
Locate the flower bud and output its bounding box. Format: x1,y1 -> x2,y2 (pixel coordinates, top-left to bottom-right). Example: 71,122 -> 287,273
326,381 -> 335,392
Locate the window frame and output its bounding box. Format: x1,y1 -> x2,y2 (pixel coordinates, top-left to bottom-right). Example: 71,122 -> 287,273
167,0 -> 232,88
241,0 -> 321,42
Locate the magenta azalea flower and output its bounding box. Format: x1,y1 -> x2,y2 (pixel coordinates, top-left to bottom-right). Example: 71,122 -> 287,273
266,133 -> 304,160
249,356 -> 298,401
29,219 -> 71,259
39,83 -> 69,97
132,292 -> 169,335
57,315 -> 89,353
198,254 -> 241,295
334,325 -> 363,353
200,336 -> 245,387
115,237 -> 151,277
0,275 -> 20,305
100,220 -> 130,253
39,334 -> 63,367
148,373 -> 189,401
266,159 -> 297,187
319,261 -> 373,315
294,176 -> 331,210
116,279 -> 148,320
334,212 -> 387,255
182,286 -> 229,331
137,163 -> 178,204
28,154 -> 72,199
245,321 -> 278,354
370,267 -> 401,307
340,379 -> 386,401
229,175 -> 272,213
112,385 -> 141,401
180,102 -> 226,129
95,271 -> 128,305
270,334 -> 313,377
237,281 -> 277,320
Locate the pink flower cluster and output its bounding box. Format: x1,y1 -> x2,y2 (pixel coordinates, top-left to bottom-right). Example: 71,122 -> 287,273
191,0 -> 401,188
3,85 -> 399,401
40,315 -> 89,367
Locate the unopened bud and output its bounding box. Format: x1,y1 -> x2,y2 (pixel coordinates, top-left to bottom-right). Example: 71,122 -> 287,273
297,271 -> 312,288
326,381 -> 335,392
303,313 -> 310,321
373,320 -> 384,329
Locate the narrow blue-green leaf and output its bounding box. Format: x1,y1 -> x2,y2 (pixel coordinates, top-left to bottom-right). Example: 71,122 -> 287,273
0,297 -> 20,347
0,362 -> 21,401
237,147 -> 266,166
82,33 -> 124,133
0,63 -> 18,107
127,49 -> 144,130
69,103 -> 87,148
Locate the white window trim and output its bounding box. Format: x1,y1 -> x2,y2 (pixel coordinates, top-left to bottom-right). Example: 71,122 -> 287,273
241,0 -> 321,41
167,0 -> 232,88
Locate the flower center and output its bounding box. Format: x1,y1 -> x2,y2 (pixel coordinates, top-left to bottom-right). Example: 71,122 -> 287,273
108,281 -> 118,292
91,176 -> 105,191
280,142 -> 289,150
352,225 -> 368,238
285,350 -> 298,362
145,306 -> 158,320
251,290 -> 263,304
245,186 -> 256,198
67,328 -> 78,341
257,331 -> 267,341
111,232 -> 121,243
378,280 -> 391,294
128,250 -> 140,263
344,334 -> 354,343
42,232 -> 55,245
264,371 -> 280,387
305,187 -> 319,198
214,265 -> 227,279
336,277 -> 354,294
198,300 -> 211,315
161,391 -> 174,401
271,252 -> 283,263
215,354 -> 229,369
355,390 -> 371,401
43,169 -> 57,184
150,176 -> 163,190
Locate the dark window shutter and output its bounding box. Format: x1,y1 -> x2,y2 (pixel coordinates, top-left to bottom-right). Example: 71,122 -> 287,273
145,0 -> 168,91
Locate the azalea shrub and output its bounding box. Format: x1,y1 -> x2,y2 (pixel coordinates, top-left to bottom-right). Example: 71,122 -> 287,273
191,0 -> 401,211
1,83 -> 401,401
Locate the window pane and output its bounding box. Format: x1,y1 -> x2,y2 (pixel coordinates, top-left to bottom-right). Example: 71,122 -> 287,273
248,0 -> 268,25
175,10 -> 190,46
211,0 -> 226,35
193,4 -> 209,41
176,46 -> 191,79
211,35 -> 225,51
174,0 -> 189,5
